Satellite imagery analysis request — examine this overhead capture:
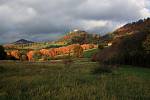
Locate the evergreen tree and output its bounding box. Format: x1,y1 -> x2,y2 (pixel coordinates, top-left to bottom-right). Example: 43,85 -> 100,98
0,45 -> 6,60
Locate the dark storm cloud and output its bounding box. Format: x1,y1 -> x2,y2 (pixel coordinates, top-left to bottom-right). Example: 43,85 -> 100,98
0,0 -> 149,43
69,0 -> 142,22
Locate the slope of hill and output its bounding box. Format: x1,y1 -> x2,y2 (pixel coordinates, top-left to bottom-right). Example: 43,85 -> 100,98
114,18 -> 150,36
113,18 -> 150,37
13,39 -> 34,44
101,18 -> 150,43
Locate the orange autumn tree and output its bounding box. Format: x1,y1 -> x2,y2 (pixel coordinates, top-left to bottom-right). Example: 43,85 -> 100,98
27,51 -> 35,61
39,49 -> 51,61
81,44 -> 95,50
73,44 -> 83,58
32,51 -> 42,61
27,50 -> 43,61
9,50 -> 20,60
40,49 -> 50,56
49,48 -> 57,58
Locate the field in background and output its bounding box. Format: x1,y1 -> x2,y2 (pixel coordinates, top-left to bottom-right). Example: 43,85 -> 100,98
5,43 -> 66,51
0,59 -> 150,100
83,48 -> 98,58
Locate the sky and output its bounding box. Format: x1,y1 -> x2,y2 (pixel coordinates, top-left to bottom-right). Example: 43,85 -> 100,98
0,0 -> 150,44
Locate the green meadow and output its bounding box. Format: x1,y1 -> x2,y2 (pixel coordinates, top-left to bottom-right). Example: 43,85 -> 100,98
0,59 -> 150,100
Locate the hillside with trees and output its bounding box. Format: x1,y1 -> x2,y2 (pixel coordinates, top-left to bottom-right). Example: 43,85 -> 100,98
114,18 -> 150,36
57,30 -> 101,45
97,18 -> 150,67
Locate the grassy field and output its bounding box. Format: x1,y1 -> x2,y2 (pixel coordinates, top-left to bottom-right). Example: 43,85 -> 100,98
83,48 -> 98,58
0,59 -> 150,100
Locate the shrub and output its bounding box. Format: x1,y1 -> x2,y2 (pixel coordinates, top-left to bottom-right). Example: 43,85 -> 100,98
20,55 -> 28,61
92,65 -> 113,74
98,44 -> 104,50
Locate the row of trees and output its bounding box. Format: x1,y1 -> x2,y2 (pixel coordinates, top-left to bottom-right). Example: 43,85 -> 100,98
1,44 -> 96,61
27,44 -> 95,61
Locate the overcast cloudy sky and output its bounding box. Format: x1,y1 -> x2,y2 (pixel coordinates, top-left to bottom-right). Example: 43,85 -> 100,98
0,0 -> 150,44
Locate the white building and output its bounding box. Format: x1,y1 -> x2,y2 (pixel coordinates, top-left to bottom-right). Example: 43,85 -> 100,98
108,42 -> 112,46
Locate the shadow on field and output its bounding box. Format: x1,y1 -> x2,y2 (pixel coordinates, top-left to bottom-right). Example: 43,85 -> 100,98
92,65 -> 118,75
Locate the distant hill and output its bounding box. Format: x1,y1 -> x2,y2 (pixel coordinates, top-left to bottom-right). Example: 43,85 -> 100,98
57,30 -> 88,43
57,29 -> 101,44
13,39 -> 34,44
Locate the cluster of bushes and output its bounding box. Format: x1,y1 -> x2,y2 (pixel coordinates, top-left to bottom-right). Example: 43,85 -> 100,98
0,45 -> 20,60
